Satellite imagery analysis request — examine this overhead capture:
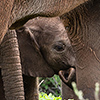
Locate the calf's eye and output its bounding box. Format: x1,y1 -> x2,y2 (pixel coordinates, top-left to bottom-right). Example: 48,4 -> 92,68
53,42 -> 66,52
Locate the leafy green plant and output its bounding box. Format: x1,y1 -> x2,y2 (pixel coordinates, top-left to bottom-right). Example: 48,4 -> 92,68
39,75 -> 61,96
39,92 -> 62,100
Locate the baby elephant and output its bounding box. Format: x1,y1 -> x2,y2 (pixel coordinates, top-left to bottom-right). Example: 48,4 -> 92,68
16,17 -> 76,100
17,17 -> 75,77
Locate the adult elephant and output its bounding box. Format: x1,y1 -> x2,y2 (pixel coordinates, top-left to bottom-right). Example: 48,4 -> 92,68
0,0 -> 88,99
0,17 -> 75,100
60,0 -> 100,99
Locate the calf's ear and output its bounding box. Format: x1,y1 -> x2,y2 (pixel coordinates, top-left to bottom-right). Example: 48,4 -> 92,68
16,27 -> 54,77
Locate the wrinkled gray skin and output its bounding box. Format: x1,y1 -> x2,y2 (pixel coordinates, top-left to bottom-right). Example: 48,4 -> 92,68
0,17 -> 75,100
60,0 -> 100,99
0,0 -> 88,99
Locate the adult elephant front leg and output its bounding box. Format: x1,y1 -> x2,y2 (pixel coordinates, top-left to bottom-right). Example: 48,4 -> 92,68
0,30 -> 25,100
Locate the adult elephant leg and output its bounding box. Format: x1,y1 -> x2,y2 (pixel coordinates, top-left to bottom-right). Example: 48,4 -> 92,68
0,30 -> 25,100
23,75 -> 39,100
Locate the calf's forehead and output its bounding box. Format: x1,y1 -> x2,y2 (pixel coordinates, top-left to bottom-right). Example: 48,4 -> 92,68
24,17 -> 69,44
25,17 -> 65,31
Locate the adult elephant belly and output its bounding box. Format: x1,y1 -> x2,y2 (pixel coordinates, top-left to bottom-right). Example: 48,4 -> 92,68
0,0 -> 88,44
60,0 -> 100,99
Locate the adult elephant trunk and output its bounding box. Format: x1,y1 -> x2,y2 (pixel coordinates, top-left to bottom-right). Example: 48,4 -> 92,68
0,30 -> 25,100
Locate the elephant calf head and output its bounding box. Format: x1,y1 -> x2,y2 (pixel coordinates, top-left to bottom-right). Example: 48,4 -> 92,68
16,17 -> 75,81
